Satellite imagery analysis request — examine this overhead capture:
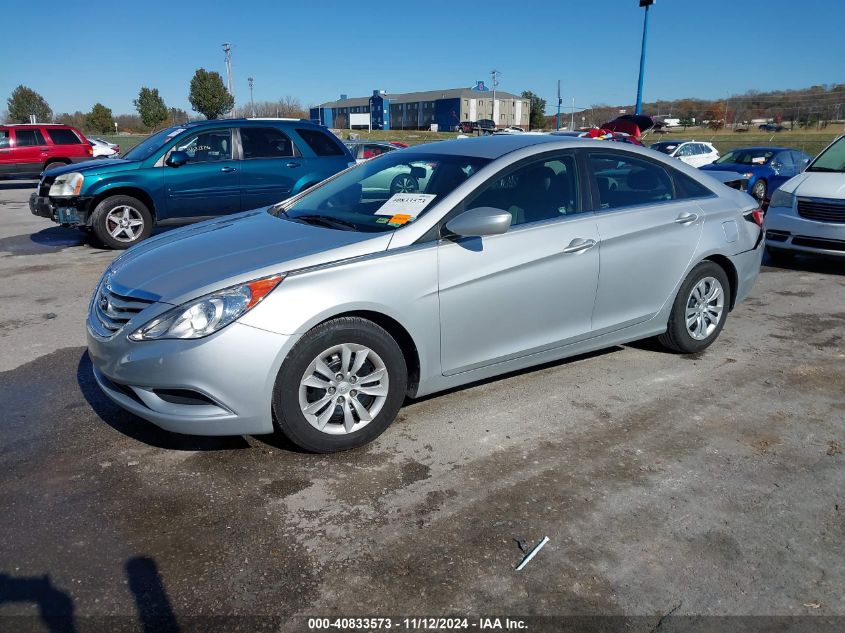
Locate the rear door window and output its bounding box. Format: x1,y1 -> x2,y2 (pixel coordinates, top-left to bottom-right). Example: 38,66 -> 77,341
0,129 -> 11,148
240,127 -> 297,159
589,152 -> 676,210
296,128 -> 345,156
46,128 -> 82,145
15,129 -> 46,146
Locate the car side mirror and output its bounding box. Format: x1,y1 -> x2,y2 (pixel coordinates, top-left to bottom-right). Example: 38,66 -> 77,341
445,206 -> 512,238
166,150 -> 189,167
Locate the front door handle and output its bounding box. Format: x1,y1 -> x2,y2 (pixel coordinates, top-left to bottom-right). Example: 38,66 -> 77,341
675,212 -> 698,224
220,166 -> 237,173
562,238 -> 597,254
286,162 -> 300,168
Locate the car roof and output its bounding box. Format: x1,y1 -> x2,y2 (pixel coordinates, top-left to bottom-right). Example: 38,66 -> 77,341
652,140 -> 690,144
180,117 -> 319,129
408,134 -> 596,159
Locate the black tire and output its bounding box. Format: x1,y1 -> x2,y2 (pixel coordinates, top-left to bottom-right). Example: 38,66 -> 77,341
43,160 -> 69,173
389,173 -> 419,194
90,195 -> 153,250
273,317 -> 408,453
658,261 -> 731,354
751,178 -> 767,201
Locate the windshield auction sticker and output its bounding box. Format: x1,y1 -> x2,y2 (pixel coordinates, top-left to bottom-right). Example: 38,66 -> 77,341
375,193 -> 436,217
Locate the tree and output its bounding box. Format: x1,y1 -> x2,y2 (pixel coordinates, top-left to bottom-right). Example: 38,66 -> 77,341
86,103 -> 114,134
7,85 -> 52,123
679,113 -> 694,130
189,68 -> 234,120
55,111 -> 86,129
704,103 -> 726,131
521,91 -> 547,130
134,87 -> 168,130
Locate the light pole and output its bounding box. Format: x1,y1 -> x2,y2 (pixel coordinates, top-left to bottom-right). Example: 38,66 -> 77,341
222,43 -> 234,118
490,69 -> 500,129
635,0 -> 655,115
248,77 -> 255,117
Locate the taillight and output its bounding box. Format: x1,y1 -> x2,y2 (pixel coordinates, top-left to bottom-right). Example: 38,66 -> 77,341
743,207 -> 764,228
85,145 -> 93,156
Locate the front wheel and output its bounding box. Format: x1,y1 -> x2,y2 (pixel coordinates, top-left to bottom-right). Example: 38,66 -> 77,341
658,261 -> 730,354
273,317 -> 408,453
751,179 -> 767,201
90,195 -> 152,249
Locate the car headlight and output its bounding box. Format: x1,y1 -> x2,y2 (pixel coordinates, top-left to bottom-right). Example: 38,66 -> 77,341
742,172 -> 754,179
49,172 -> 84,197
128,274 -> 284,341
768,189 -> 795,209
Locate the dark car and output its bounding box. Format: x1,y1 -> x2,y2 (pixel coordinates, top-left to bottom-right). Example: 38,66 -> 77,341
700,147 -> 811,201
0,124 -> 93,176
758,123 -> 784,132
29,119 -> 355,249
474,119 -> 497,132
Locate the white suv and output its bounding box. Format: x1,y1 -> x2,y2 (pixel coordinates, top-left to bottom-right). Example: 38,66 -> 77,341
650,140 -> 720,167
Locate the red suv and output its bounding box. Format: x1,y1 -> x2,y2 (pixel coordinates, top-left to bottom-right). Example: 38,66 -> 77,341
0,124 -> 93,177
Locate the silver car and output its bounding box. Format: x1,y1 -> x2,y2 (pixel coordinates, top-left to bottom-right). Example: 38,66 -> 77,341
87,135 -> 764,452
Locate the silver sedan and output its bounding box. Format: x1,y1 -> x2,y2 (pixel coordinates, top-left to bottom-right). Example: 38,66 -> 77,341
87,135 -> 764,452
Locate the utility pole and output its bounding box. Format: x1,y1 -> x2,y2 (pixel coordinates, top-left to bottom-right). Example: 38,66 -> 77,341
570,97 -> 575,132
222,43 -> 235,118
635,0 -> 655,115
490,69 -> 500,129
556,80 -> 562,130
248,77 -> 255,117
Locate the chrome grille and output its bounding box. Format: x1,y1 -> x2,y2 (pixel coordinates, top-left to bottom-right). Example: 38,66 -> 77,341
797,197 -> 845,223
91,284 -> 154,337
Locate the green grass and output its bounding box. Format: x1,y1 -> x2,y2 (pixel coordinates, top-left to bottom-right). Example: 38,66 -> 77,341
646,127 -> 842,157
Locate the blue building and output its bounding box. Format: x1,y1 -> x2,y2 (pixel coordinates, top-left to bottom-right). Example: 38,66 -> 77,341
310,85 -> 530,131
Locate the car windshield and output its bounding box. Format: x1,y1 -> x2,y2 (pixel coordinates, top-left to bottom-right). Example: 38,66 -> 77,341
121,126 -> 186,161
271,152 -> 490,232
715,149 -> 775,165
651,142 -> 681,154
807,136 -> 845,172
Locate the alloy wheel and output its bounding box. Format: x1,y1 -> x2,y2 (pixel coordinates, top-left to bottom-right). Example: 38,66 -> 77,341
685,276 -> 724,340
105,205 -> 145,242
298,343 -> 389,434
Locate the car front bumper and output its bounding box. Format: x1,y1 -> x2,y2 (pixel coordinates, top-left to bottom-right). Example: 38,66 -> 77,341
29,193 -> 93,225
87,321 -> 296,436
765,208 -> 845,257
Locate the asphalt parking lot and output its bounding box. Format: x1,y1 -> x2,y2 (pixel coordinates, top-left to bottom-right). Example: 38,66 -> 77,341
1,180 -> 843,631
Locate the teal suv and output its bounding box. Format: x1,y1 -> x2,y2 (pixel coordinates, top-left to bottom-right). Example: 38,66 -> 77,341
29,119 -> 355,249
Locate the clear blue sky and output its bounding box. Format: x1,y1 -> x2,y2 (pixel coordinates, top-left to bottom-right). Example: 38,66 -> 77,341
2,0 -> 842,116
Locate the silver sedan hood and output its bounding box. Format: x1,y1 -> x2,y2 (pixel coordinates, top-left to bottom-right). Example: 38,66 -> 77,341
107,210 -> 391,305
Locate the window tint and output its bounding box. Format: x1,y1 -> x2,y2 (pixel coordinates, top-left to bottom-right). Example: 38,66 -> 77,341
240,127 -> 295,159
589,152 -> 676,210
362,144 -> 393,159
174,129 -> 233,163
775,151 -> 794,168
0,130 -> 9,148
47,128 -> 82,145
14,129 -> 46,146
674,170 -> 714,199
296,128 -> 345,156
467,153 -> 581,226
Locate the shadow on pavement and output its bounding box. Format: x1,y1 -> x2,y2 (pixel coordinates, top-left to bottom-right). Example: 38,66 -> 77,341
126,557 -> 180,633
762,252 -> 844,276
76,351 -> 251,452
0,573 -> 76,633
0,180 -> 38,191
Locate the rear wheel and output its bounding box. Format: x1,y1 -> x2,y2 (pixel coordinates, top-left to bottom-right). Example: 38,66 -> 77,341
90,195 -> 152,250
659,261 -> 730,354
43,160 -> 69,173
273,317 -> 407,453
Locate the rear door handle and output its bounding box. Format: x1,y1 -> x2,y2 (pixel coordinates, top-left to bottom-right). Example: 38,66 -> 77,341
220,166 -> 236,173
562,238 -> 597,254
286,162 -> 300,168
675,212 -> 698,224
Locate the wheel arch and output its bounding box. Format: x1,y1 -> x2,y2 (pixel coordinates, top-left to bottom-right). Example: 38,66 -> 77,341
703,254 -> 738,310
315,309 -> 421,397
87,187 -> 157,224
